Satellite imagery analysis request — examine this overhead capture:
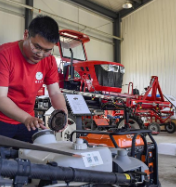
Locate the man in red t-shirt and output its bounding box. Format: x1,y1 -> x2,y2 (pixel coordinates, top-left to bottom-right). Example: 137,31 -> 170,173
0,15 -> 67,142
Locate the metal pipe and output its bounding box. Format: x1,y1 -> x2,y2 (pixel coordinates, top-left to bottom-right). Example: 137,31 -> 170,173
60,25 -> 114,44
0,0 -> 122,41
25,0 -> 33,29
0,6 -> 24,17
113,13 -> 121,62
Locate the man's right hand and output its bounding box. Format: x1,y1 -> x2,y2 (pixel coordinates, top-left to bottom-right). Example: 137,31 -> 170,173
24,116 -> 47,131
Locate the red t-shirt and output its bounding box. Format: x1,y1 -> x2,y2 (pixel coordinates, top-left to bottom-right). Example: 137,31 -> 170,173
0,41 -> 59,124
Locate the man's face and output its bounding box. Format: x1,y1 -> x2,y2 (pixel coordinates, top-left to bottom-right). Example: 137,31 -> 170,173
23,33 -> 55,64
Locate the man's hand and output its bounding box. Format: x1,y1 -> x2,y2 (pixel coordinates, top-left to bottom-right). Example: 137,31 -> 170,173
24,116 -> 47,131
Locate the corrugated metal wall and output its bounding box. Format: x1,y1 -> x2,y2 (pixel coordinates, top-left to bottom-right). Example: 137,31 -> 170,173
121,0 -> 176,97
0,0 -> 25,44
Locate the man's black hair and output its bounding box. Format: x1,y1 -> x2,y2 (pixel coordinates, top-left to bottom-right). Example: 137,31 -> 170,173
28,15 -> 59,43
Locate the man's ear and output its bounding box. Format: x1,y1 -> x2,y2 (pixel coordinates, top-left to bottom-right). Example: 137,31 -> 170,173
23,29 -> 29,40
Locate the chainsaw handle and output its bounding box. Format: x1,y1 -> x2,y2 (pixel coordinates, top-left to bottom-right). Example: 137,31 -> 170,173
131,133 -> 148,164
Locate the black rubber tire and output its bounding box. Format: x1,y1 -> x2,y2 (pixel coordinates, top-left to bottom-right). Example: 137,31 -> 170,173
148,122 -> 160,135
117,115 -> 145,129
165,122 -> 176,133
133,88 -> 140,95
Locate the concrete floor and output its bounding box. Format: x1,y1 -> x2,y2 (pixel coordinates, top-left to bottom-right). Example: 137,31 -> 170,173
151,131 -> 176,187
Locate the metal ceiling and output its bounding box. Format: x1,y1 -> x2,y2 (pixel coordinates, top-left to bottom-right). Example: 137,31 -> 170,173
68,0 -> 153,19
88,0 -> 130,13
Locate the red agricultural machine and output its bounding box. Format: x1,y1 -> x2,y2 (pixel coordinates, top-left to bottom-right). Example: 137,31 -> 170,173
56,29 -> 175,134
57,29 -> 125,94
113,76 -> 175,134
35,29 -> 166,187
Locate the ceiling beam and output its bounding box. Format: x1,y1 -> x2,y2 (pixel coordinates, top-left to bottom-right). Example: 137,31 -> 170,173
25,0 -> 33,29
133,0 -> 142,4
68,0 -> 117,19
119,0 -> 153,18
113,13 -> 121,63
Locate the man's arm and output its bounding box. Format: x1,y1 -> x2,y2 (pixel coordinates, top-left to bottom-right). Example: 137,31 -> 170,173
0,86 -> 46,131
47,82 -> 68,115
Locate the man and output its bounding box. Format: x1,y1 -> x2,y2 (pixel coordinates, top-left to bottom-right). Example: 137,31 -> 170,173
0,15 -> 67,142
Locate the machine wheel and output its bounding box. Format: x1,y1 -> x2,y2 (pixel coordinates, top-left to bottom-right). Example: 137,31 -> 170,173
165,122 -> 176,133
148,122 -> 160,135
117,116 -> 144,129
133,88 -> 140,95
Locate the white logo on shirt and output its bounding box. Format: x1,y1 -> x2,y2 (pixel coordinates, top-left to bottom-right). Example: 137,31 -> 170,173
36,72 -> 43,80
